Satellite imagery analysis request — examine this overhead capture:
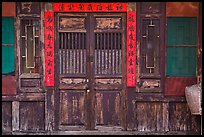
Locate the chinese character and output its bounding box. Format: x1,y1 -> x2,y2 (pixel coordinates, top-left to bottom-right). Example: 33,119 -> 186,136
128,25 -> 135,31
129,58 -> 133,66
129,33 -> 135,40
46,26 -> 53,31
47,68 -> 52,74
88,4 -> 92,10
78,4 -> 84,10
48,60 -> 53,66
128,51 -> 134,56
68,4 -> 74,10
60,4 -> 64,11
129,43 -> 133,49
106,4 -> 113,11
47,15 -> 53,23
47,42 -> 52,49
128,68 -> 134,74
96,4 -> 102,10
128,14 -> 135,22
47,34 -> 52,40
47,51 -> 53,57
116,4 -> 123,11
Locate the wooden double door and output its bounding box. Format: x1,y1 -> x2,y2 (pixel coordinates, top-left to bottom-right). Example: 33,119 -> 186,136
54,13 -> 126,130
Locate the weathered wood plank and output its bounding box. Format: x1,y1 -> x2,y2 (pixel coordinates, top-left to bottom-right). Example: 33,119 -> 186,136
135,102 -> 163,131
19,101 -> 45,131
2,102 -> 12,132
95,91 -> 121,126
168,103 -> 191,131
59,91 -> 85,126
12,101 -> 19,131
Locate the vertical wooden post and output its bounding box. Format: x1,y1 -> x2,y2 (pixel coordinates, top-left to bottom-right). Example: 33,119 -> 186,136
12,101 -> 19,131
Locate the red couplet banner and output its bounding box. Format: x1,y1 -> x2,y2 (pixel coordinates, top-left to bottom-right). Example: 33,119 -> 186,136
53,3 -> 127,12
126,11 -> 136,87
44,11 -> 54,86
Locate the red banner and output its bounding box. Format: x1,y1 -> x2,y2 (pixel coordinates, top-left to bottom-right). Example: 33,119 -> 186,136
53,3 -> 127,12
127,12 -> 136,87
44,11 -> 54,86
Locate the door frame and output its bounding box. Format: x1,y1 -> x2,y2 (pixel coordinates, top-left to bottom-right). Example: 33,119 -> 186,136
44,2 -> 137,130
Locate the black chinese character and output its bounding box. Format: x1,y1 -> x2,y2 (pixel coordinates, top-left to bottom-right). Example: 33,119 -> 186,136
47,51 -> 53,57
78,4 -> 84,10
128,51 -> 134,56
129,59 -> 133,66
97,4 -> 102,10
47,43 -> 52,49
60,4 -> 64,11
129,43 -> 133,49
47,68 -> 52,74
88,4 -> 92,10
47,15 -> 53,23
47,34 -> 52,40
128,15 -> 135,22
128,25 -> 134,31
106,4 -> 113,11
129,33 -> 135,40
46,26 -> 53,31
116,5 -> 123,10
128,68 -> 134,74
68,4 -> 74,10
48,60 -> 53,66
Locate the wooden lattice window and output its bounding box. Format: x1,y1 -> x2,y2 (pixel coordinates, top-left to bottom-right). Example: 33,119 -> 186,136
20,18 -> 40,74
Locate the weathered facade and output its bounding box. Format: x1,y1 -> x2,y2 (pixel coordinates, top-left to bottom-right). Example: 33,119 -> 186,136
2,2 -> 202,135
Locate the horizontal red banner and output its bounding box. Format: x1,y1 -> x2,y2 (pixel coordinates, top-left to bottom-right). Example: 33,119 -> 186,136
53,3 -> 127,12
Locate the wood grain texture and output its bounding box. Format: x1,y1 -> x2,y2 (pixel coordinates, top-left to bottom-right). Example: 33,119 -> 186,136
165,77 -> 197,96
166,2 -> 199,17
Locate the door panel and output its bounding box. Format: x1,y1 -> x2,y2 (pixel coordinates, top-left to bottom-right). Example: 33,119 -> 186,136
93,13 -> 125,127
55,13 -> 125,129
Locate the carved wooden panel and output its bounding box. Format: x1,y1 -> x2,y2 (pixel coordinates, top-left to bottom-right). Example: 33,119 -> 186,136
59,17 -> 86,31
60,78 -> 86,85
95,79 -> 121,85
140,2 -> 162,14
95,17 -> 121,30
21,78 -> 41,88
18,2 -> 40,14
140,79 -> 160,90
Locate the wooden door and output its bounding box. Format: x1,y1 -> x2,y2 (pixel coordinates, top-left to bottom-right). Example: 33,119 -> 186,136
55,13 -> 126,130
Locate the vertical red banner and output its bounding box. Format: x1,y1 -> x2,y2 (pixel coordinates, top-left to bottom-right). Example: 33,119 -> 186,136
127,11 -> 136,87
44,11 -> 54,86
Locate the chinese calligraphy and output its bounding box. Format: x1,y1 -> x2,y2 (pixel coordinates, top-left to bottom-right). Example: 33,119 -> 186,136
53,3 -> 127,12
44,12 -> 54,86
127,12 -> 136,87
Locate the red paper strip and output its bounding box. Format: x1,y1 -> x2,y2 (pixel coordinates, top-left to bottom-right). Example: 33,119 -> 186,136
53,3 -> 127,12
44,11 -> 54,86
127,11 -> 136,87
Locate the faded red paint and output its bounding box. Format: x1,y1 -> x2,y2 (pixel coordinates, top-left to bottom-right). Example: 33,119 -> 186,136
53,3 -> 127,12
127,11 -> 136,87
44,11 -> 54,86
2,76 -> 16,95
165,77 -> 197,96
